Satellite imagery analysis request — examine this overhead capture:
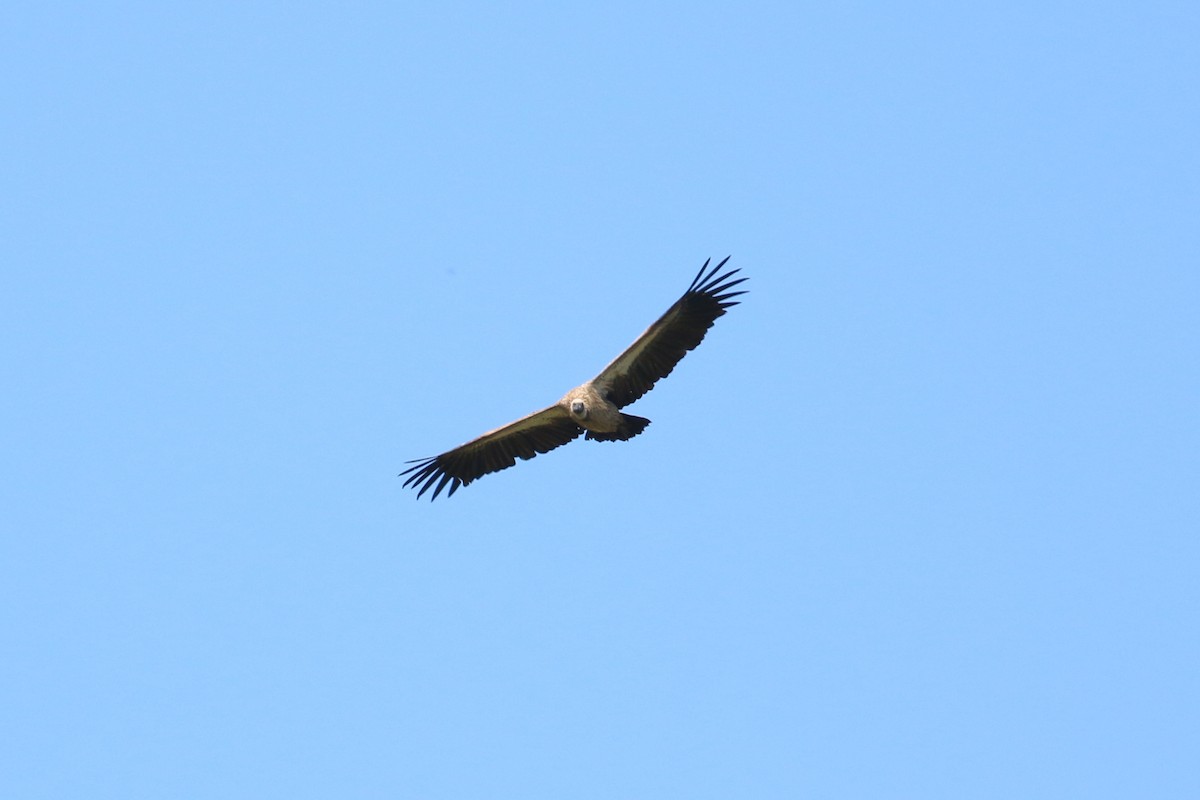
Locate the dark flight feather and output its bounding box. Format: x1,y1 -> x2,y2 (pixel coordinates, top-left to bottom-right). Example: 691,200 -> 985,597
400,406 -> 583,500
593,257 -> 746,409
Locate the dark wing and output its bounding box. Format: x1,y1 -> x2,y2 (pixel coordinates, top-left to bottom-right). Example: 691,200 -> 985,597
593,257 -> 747,409
401,404 -> 583,500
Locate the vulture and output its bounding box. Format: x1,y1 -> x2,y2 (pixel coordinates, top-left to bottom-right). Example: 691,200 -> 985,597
401,257 -> 747,500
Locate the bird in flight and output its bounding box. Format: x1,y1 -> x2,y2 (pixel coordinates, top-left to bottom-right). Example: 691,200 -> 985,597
401,257 -> 747,500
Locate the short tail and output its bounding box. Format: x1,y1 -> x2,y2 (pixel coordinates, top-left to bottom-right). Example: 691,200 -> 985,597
585,413 -> 651,442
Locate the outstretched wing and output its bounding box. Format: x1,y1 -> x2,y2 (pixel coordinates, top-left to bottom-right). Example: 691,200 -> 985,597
401,405 -> 583,500
593,257 -> 747,409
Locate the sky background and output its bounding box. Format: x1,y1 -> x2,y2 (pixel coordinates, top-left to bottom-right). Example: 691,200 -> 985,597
3,2 -> 1198,797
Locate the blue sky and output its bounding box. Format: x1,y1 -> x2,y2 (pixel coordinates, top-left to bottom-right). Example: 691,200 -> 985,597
3,2 -> 1197,797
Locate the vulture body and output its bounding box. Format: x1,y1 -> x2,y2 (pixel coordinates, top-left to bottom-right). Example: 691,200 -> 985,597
402,257 -> 746,500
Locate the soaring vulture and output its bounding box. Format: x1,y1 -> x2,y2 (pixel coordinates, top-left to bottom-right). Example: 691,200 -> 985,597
401,257 -> 747,500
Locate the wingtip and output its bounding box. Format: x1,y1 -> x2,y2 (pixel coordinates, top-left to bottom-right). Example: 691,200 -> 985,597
687,257 -> 715,293
693,263 -> 746,298
687,256 -> 737,294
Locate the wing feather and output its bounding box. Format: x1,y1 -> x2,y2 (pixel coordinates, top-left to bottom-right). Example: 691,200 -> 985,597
593,257 -> 746,408
400,404 -> 583,500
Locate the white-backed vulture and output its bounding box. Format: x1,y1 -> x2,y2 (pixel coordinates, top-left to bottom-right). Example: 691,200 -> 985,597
401,257 -> 747,500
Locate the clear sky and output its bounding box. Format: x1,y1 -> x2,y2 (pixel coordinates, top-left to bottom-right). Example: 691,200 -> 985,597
3,2 -> 1197,797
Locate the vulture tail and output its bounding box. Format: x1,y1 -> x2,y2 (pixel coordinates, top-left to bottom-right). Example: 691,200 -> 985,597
585,413 -> 651,442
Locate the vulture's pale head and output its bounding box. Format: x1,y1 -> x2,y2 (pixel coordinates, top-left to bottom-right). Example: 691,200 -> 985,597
570,399 -> 588,419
